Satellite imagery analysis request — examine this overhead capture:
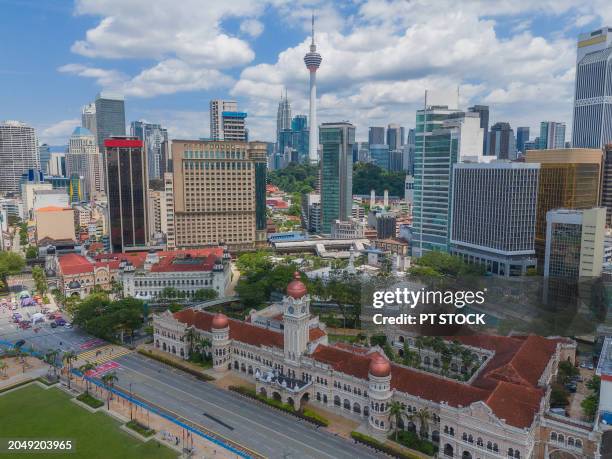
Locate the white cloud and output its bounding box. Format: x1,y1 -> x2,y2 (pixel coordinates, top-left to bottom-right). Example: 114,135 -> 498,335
240,19 -> 264,38
38,118 -> 80,145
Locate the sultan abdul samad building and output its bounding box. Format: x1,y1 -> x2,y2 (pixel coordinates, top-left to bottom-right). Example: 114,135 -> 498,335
153,273 -> 602,458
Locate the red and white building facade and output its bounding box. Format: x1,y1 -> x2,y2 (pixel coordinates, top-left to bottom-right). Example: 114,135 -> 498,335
152,275 -> 602,458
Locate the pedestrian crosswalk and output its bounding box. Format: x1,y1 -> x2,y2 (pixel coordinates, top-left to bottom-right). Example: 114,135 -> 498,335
78,345 -> 132,365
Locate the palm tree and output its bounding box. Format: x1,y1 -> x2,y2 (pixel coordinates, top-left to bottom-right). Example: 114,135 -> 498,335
62,351 -> 77,389
44,349 -> 59,378
413,408 -> 431,440
101,371 -> 118,410
0,360 -> 7,379
78,362 -> 95,394
389,401 -> 404,441
184,327 -> 198,358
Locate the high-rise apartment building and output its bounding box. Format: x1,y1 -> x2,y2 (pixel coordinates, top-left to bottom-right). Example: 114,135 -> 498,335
0,120 -> 39,193
468,104 -> 489,155
169,140 -> 267,250
221,111 -> 248,142
81,102 -> 97,138
66,127 -> 104,200
386,124 -> 403,150
450,162 -> 540,276
368,127 -> 385,146
48,152 -> 66,177
130,121 -> 169,180
538,122 -> 566,150
602,144 -> 612,227
544,208 -> 605,279
487,122 -> 517,160
319,122 -> 355,234
94,93 -> 126,155
516,127 -> 530,154
209,100 -> 237,141
412,107 -> 484,256
572,27 -> 612,148
525,148 -> 603,270
104,137 -> 148,252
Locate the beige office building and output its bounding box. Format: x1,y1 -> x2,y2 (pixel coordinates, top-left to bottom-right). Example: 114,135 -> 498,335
34,206 -> 76,244
169,140 -> 267,250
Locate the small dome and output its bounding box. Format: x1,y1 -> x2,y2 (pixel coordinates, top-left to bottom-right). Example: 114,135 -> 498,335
286,272 -> 307,299
369,353 -> 391,377
212,313 -> 229,329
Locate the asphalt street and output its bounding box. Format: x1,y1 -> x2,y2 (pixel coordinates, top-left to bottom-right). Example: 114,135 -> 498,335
113,353 -> 384,459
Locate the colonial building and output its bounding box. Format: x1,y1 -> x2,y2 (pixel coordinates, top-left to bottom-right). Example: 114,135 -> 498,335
57,247 -> 230,299
152,275 -> 602,458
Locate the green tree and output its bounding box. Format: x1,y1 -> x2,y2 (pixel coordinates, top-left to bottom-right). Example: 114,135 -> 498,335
25,246 -> 38,259
268,162 -> 318,193
44,349 -> 59,378
581,394 -> 598,420
411,408 -> 431,439
62,351 -> 77,389
78,362 -> 96,394
101,371 -> 119,410
193,288 -> 219,302
389,401 -> 403,441
352,162 -> 406,197
0,251 -> 25,287
32,266 -> 48,295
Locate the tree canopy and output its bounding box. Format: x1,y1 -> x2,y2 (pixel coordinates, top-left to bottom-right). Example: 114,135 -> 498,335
352,162 -> 406,197
0,251 -> 25,281
268,162 -> 318,194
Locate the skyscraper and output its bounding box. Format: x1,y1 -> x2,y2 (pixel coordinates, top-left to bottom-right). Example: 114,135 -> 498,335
370,144 -> 390,170
66,127 -> 104,200
525,148 -> 603,270
602,144 -> 612,227
38,144 -> 51,174
468,104 -> 489,155
304,14 -> 322,164
572,27 -> 612,148
94,93 -> 126,154
544,208 -> 605,279
412,107 -> 483,256
487,122 -> 517,160
209,99 -> 238,141
130,121 -> 169,180
516,127 -> 530,154
450,162 -> 540,276
0,120 -> 39,193
368,127 -> 385,146
319,122 -> 354,234
168,140 -> 267,249
276,90 -> 292,148
538,122 -> 566,150
386,124 -> 402,150
81,102 -> 97,138
104,136 -> 148,252
221,111 -> 248,142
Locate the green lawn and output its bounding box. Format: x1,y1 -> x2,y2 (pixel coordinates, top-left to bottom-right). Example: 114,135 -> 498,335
0,384 -> 177,459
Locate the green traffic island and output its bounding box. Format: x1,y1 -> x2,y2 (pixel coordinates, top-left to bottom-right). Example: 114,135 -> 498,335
76,392 -> 105,409
389,431 -> 437,456
137,349 -> 214,382
350,431 -> 420,459
228,386 -> 329,427
125,420 -> 156,438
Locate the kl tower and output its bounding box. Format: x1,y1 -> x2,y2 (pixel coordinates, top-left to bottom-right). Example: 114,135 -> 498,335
304,14 -> 322,164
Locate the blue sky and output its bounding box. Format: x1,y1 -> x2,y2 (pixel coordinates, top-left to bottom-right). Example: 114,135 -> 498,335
1,0 -> 611,145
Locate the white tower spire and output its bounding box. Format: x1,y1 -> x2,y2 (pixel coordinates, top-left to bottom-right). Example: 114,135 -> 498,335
304,13 -> 322,164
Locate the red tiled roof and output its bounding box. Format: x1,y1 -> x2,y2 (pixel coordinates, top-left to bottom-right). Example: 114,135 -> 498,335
92,248 -> 223,273
58,253 -> 94,275
313,334 -> 560,429
309,327 -> 326,341
485,382 -> 544,428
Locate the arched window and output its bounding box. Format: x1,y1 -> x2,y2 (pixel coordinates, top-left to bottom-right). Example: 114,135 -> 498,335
343,399 -> 351,410
576,439 -> 583,448
508,448 -> 514,457
550,432 -> 557,441
444,444 -> 454,458
334,396 -> 341,406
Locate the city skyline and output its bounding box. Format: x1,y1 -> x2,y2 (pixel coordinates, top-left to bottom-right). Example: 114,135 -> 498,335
3,1 -> 612,145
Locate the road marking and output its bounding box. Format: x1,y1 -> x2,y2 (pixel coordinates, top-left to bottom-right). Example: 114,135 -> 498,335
118,356 -> 339,459
78,345 -> 132,365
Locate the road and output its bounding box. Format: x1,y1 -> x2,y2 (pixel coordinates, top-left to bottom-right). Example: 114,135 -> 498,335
113,353 -> 383,459
1,306 -> 382,459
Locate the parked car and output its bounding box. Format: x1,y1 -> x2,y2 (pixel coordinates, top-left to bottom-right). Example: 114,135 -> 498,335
550,407 -> 567,416
55,317 -> 66,326
65,322 -> 73,329
50,322 -> 57,329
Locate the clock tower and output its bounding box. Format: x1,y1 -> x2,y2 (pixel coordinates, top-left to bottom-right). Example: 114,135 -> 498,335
283,272 -> 310,363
